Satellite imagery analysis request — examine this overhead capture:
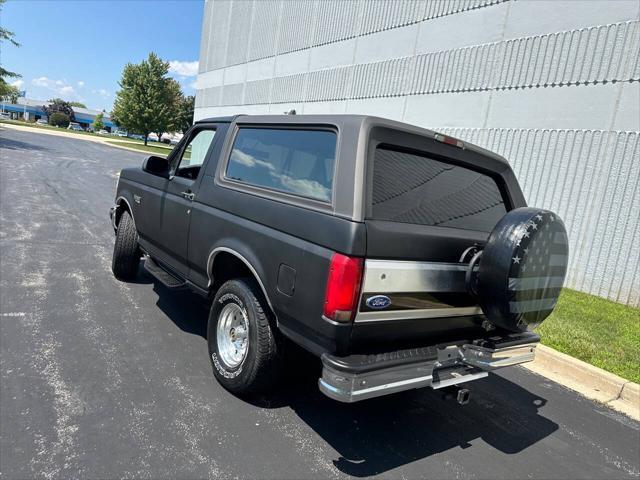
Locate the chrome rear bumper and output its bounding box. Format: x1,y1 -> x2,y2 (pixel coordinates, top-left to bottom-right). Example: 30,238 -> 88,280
318,335 -> 538,403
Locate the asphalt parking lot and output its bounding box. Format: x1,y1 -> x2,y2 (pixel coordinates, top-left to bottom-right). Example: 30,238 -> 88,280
1,127 -> 639,479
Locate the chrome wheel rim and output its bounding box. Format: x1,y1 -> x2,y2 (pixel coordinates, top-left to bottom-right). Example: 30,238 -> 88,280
216,303 -> 249,369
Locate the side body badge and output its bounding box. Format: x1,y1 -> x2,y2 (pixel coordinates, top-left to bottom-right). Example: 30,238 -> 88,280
133,194 -> 142,204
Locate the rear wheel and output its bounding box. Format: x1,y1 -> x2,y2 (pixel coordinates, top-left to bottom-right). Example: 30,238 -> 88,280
207,278 -> 284,395
111,210 -> 140,281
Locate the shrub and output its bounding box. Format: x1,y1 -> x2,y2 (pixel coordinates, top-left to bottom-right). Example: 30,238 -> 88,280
49,112 -> 70,128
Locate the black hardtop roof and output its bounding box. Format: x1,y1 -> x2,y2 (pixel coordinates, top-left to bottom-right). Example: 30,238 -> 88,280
195,113 -> 372,125
194,113 -> 507,165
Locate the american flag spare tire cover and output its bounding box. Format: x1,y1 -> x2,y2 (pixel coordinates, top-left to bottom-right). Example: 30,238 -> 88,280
477,207 -> 569,332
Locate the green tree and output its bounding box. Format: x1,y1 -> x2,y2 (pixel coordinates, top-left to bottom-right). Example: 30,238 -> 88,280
2,84 -> 19,103
49,99 -> 85,109
43,99 -> 75,121
171,94 -> 195,134
49,112 -> 70,128
93,112 -> 105,131
112,52 -> 180,145
0,0 -> 21,98
155,77 -> 182,142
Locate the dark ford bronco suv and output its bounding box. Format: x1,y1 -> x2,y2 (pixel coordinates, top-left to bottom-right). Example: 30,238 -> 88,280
110,115 -> 568,403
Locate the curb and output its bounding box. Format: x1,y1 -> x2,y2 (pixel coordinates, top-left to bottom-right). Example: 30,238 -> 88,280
101,140 -> 171,157
1,122 -> 172,156
523,345 -> 639,420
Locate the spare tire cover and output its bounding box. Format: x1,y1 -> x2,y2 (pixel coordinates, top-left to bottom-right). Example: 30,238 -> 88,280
477,207 -> 569,332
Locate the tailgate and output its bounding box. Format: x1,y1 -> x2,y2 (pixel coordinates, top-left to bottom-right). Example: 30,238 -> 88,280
352,130 -> 526,347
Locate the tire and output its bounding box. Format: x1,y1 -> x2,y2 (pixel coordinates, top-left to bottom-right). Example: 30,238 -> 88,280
111,210 -> 140,281
476,207 -> 569,332
207,278 -> 284,395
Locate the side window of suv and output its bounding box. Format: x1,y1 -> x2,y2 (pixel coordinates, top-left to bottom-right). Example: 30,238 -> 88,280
225,127 -> 336,202
170,129 -> 216,179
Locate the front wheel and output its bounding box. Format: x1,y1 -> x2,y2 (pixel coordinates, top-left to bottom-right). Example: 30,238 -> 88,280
207,278 -> 284,395
111,210 -> 140,281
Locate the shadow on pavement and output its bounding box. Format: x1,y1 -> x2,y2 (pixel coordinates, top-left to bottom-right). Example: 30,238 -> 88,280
150,280 -> 559,477
149,275 -> 209,339
0,135 -> 49,152
255,371 -> 558,477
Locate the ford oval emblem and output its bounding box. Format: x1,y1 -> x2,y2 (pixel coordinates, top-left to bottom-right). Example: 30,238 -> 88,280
366,295 -> 391,310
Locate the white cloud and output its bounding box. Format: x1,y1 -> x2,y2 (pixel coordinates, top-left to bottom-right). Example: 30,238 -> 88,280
31,76 -> 79,101
10,79 -> 24,89
91,88 -> 111,99
77,81 -> 85,87
168,60 -> 199,77
59,85 -> 76,96
32,76 -> 51,87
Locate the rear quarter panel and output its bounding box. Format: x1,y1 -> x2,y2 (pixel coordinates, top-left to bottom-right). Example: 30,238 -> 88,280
190,177 -> 366,354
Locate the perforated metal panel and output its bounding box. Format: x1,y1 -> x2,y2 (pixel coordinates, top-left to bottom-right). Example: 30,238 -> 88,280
244,79 -> 272,105
248,0 -> 281,61
351,57 -> 415,98
277,0 -> 316,54
225,0 -> 253,66
306,66 -> 351,102
198,19 -> 639,104
207,0 -> 232,70
199,0 -> 215,73
313,0 -> 360,46
221,83 -> 244,106
360,0 -> 426,35
271,73 -> 306,103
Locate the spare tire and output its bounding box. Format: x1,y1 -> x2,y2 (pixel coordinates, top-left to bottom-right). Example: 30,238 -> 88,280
476,207 -> 569,332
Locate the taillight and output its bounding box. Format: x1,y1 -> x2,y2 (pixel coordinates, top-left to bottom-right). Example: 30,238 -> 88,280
323,253 -> 364,322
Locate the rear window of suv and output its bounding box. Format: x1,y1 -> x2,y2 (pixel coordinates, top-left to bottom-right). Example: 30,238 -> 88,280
226,127 -> 336,202
370,146 -> 507,232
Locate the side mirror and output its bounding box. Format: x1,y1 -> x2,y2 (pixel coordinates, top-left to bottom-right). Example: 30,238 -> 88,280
142,155 -> 170,178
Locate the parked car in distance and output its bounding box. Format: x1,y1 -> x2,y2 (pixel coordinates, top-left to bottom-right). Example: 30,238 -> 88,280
0,112 -> 11,120
109,114 -> 569,404
169,134 -> 183,145
67,122 -> 83,132
114,130 -> 128,137
147,133 -> 159,142
128,134 -> 145,141
97,129 -> 109,135
35,119 -> 48,126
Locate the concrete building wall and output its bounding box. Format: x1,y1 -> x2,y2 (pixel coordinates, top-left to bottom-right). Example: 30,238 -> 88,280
195,0 -> 640,306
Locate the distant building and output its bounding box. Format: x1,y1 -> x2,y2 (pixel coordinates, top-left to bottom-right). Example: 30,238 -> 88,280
0,97 -> 115,131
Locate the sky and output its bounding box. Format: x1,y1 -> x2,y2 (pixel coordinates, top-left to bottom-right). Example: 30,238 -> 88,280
2,0 -> 204,111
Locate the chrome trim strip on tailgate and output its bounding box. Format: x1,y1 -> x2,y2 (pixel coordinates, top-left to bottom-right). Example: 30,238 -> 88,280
355,306 -> 482,323
362,260 -> 469,293
355,259 -> 482,323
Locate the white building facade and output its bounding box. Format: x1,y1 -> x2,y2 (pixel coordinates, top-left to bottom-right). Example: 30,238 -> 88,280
195,0 -> 640,306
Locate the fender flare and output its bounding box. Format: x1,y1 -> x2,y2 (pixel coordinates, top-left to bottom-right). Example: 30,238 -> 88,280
115,195 -> 136,229
206,246 -> 276,315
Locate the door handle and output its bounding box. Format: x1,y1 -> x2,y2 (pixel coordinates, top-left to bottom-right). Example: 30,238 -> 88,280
181,191 -> 195,201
